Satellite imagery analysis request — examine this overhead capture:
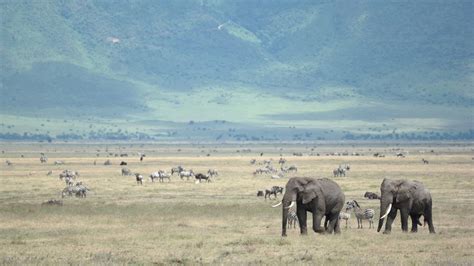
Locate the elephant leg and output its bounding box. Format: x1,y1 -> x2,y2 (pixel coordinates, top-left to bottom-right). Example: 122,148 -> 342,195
425,206 -> 436,234
324,216 -> 329,230
410,214 -> 420,232
400,208 -> 409,232
384,208 -> 398,234
326,213 -> 339,234
297,207 -> 307,235
312,213 -> 325,234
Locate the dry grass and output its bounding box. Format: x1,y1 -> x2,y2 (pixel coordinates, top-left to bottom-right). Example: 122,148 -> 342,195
0,142 -> 473,265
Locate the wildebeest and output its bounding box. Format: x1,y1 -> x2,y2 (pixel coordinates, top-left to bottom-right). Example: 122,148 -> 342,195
120,161 -> 127,166
257,190 -> 264,197
104,160 -> 112,165
265,186 -> 284,199
195,173 -> 211,183
422,158 -> 429,164
364,191 -> 380,200
122,167 -> 132,176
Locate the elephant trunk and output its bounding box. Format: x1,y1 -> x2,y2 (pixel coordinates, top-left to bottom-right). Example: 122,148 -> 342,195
378,198 -> 392,232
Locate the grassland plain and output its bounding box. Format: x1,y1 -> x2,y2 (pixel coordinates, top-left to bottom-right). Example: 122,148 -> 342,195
0,142 -> 472,265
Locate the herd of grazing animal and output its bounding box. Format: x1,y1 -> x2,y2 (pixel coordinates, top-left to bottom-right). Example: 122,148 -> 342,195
3,152 -> 436,236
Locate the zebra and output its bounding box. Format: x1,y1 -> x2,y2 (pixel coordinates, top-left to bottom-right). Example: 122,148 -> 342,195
338,212 -> 351,228
150,171 -> 171,182
122,167 -> 132,176
179,170 -> 194,180
333,167 -> 346,177
345,200 -> 375,229
287,207 -> 299,229
250,159 -> 256,165
422,158 -> 429,164
171,166 -> 184,175
207,169 -> 218,178
158,170 -> 171,182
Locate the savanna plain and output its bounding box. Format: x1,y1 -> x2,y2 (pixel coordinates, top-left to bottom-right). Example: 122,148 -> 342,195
0,142 -> 472,265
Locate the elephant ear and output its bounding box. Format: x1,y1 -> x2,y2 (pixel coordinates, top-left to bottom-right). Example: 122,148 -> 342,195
301,181 -> 320,204
396,182 -> 413,203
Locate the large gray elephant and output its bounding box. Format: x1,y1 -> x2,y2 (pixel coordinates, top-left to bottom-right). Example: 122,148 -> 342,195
378,178 -> 435,234
273,177 -> 345,237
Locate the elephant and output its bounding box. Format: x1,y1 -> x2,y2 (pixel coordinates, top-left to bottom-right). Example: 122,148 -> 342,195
377,178 -> 435,234
273,177 -> 345,237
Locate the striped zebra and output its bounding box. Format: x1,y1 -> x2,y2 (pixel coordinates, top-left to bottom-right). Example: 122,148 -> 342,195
338,212 -> 351,228
287,208 -> 299,229
345,200 -> 375,229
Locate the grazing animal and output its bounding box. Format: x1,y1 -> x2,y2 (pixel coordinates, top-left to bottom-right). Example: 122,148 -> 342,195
333,167 -> 346,177
207,169 -> 219,178
61,183 -> 89,198
150,171 -> 171,182
338,212 -> 351,228
422,158 -> 429,164
171,166 -> 184,175
122,167 -> 132,176
287,207 -> 299,229
286,165 -> 297,173
278,158 -> 286,165
364,191 -> 380,200
120,161 -> 127,166
42,199 -> 63,206
104,160 -> 112,165
46,170 -> 53,176
265,186 -> 284,199
59,170 -> 79,180
346,200 -> 375,229
54,160 -> 65,165
40,155 -> 48,163
179,170 -> 194,180
250,159 -> 256,165
195,173 -> 211,183
5,160 -> 12,166
257,190 -> 264,197
135,173 -> 144,185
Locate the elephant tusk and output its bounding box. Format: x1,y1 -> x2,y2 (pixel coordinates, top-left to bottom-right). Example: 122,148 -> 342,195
272,202 -> 282,208
285,201 -> 295,209
380,203 -> 392,220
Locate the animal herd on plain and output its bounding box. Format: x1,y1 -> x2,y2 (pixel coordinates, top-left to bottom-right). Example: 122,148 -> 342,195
3,151 -> 437,237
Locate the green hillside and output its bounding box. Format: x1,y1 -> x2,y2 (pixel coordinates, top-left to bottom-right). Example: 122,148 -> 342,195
0,0 -> 472,141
